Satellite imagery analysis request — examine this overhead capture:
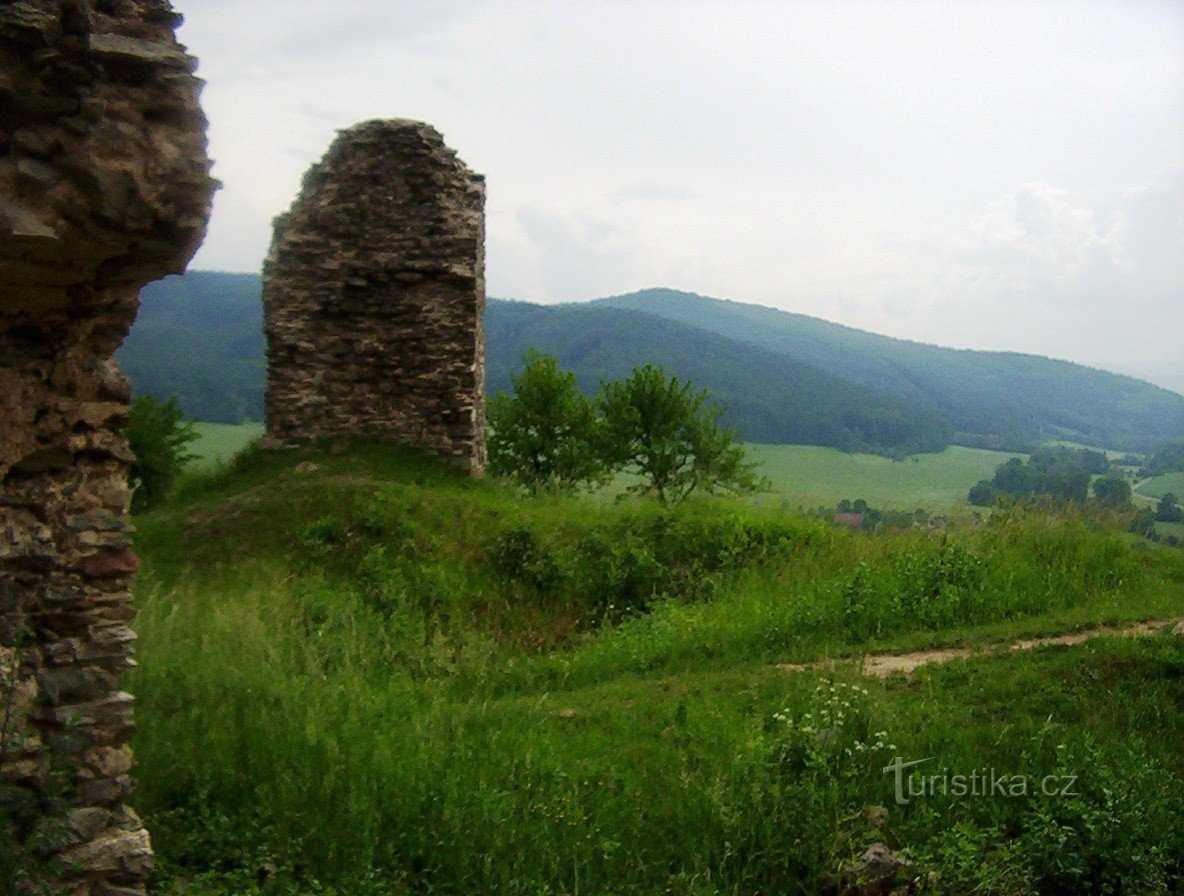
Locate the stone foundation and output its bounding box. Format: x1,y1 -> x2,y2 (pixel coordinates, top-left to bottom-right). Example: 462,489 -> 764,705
0,1 -> 214,892
262,120 -> 487,473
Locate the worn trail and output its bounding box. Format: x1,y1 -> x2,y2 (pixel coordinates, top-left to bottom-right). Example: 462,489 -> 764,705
780,619 -> 1180,679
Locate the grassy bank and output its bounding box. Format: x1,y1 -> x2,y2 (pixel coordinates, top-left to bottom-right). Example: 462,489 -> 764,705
187,421 -> 265,471
1137,471 -> 1184,502
132,444 -> 1184,895
184,424 -> 1014,510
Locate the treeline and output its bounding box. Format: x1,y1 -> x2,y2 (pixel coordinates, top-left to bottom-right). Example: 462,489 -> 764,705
968,447 -> 1121,506
824,498 -> 941,534
123,273 -> 952,455
486,301 -> 953,456
119,271 -> 266,423
599,289 -> 1184,452
1139,442 -> 1184,479
122,272 -> 1183,456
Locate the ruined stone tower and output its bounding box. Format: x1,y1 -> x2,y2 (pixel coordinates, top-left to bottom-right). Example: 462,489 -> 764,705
0,1 -> 214,891
262,120 -> 487,473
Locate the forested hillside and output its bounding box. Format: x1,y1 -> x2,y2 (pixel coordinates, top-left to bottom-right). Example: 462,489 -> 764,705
598,289 -> 1184,451
120,271 -> 266,422
120,271 -> 1183,453
485,301 -> 951,453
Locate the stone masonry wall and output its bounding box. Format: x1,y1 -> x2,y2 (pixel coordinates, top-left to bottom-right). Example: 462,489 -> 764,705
0,2 -> 214,892
262,120 -> 487,473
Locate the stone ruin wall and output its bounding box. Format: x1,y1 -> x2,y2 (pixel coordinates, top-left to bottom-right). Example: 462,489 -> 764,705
0,1 -> 214,892
262,120 -> 487,473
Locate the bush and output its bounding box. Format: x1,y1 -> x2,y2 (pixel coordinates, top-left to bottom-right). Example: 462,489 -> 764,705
1092,476 -> 1131,507
1020,739 -> 1182,896
490,355 -> 763,503
488,511 -> 806,621
839,543 -> 987,637
126,395 -> 197,511
487,351 -> 606,494
600,364 -> 763,503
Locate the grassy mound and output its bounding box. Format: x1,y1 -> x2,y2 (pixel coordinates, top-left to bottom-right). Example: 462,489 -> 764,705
132,444 -> 1184,895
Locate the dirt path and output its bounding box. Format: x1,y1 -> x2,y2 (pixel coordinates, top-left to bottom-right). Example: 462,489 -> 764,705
780,619 -> 1180,679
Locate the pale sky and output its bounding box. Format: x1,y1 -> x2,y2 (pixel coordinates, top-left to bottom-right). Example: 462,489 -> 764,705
179,0 -> 1184,393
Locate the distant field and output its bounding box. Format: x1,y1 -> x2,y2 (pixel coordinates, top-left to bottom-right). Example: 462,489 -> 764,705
1155,521 -> 1184,540
1137,472 -> 1184,501
187,425 -> 1014,509
188,422 -> 263,470
746,443 -> 1016,510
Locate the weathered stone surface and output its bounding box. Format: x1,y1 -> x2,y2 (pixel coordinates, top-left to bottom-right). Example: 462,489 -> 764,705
262,119 -> 487,473
59,825 -> 152,876
1,0 -> 215,891
87,33 -> 196,71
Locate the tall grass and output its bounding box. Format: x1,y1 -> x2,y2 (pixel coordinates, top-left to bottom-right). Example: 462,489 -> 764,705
131,445 -> 1184,894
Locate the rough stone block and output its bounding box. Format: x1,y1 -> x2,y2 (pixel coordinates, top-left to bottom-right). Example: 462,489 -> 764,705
262,119 -> 487,473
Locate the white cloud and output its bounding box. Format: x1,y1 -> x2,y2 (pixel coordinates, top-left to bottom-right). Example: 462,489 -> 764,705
177,0 -> 1184,391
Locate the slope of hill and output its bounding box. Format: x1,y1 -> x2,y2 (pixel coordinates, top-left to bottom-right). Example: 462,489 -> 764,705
119,271 -> 1183,453
485,300 -> 951,452
129,443 -> 1184,895
120,272 -> 952,453
119,271 -> 266,422
596,289 -> 1184,451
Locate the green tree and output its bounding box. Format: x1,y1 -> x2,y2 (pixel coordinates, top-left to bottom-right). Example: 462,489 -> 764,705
1092,476 -> 1132,507
125,395 -> 197,511
599,364 -> 762,503
967,480 -> 998,507
487,351 -> 606,494
1156,493 -> 1183,523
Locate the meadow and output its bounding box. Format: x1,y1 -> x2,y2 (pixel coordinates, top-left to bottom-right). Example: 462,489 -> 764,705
187,424 -> 1013,510
131,442 -> 1184,895
1137,471 -> 1184,502
188,421 -> 265,470
744,443 -> 1013,510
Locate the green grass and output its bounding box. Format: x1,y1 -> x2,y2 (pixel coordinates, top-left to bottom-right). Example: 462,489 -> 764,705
1155,521 -> 1184,541
128,443 -> 1184,895
187,421 -> 264,471
186,425 -> 1016,511
745,443 -> 1016,510
1137,471 -> 1184,502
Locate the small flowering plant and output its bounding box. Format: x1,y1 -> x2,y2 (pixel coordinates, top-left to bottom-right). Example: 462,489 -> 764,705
774,680 -> 896,783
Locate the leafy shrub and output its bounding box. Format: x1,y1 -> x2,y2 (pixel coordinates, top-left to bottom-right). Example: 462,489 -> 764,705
839,543 -> 986,637
601,364 -> 763,503
488,512 -> 809,622
490,354 -> 762,502
296,515 -> 349,557
487,350 -> 607,494
489,526 -> 567,595
1020,739 -> 1182,896
126,395 -> 197,511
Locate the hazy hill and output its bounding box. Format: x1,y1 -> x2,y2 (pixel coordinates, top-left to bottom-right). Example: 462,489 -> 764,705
596,289 -> 1184,451
120,271 -> 266,422
486,300 -> 951,453
119,271 -> 1183,452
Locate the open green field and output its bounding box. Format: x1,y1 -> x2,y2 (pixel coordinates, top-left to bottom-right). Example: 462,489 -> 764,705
1137,471 -> 1184,502
124,443 -> 1184,895
188,421 -> 264,471
746,443 -> 1014,510
189,424 -> 1013,511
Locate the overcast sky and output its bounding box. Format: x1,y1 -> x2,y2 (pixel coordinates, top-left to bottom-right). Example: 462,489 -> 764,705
179,0 -> 1184,393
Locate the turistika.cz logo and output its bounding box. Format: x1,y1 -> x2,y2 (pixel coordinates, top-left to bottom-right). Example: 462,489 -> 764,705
883,757 -> 1079,806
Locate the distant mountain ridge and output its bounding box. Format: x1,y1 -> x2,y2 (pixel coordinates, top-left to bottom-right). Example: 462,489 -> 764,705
118,271 -> 1184,453
485,300 -> 952,453
593,289 -> 1184,451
